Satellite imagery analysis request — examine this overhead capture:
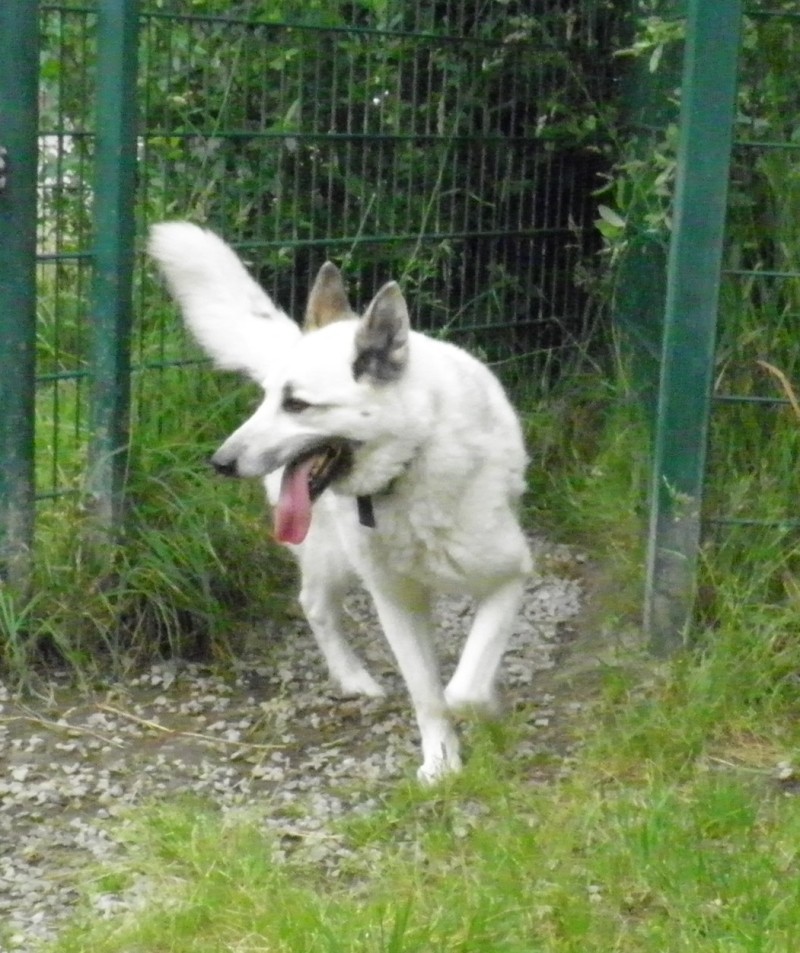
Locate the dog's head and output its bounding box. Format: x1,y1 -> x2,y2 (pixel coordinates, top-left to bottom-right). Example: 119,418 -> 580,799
150,223 -> 417,544
214,268 -> 414,544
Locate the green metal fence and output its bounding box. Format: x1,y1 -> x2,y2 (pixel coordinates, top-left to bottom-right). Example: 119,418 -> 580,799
642,0 -> 742,651
0,0 -> 623,586
639,2 -> 800,650
4,0 -> 798,653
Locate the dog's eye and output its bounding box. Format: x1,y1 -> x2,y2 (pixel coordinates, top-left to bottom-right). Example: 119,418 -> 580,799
283,396 -> 312,414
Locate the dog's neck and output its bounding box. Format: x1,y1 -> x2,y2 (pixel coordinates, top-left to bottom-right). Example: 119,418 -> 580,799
334,435 -> 420,498
354,452 -> 417,529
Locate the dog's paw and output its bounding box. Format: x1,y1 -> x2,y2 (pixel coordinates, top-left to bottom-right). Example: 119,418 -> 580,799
335,669 -> 386,699
416,750 -> 463,785
444,684 -> 503,718
416,734 -> 463,784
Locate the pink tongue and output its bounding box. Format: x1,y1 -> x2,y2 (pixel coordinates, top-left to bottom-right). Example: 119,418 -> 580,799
274,458 -> 317,545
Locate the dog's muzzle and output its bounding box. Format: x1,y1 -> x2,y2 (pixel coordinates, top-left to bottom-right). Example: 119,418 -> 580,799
286,440 -> 354,502
211,456 -> 238,477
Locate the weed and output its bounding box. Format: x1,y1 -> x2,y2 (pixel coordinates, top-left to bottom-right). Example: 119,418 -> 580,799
5,324 -> 295,684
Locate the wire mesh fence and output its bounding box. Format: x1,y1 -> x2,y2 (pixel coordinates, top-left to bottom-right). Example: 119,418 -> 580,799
628,1 -> 800,648
135,3 -> 618,334
1,0 -> 625,578
705,4 -> 800,531
7,1 -> 798,646
37,3 -> 97,506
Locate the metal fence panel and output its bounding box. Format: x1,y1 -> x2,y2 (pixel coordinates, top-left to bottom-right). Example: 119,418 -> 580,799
37,3 -> 97,508
134,3 -> 618,340
706,5 -> 800,535
624,2 -> 800,648
1,0 -> 624,587
0,1 -> 39,588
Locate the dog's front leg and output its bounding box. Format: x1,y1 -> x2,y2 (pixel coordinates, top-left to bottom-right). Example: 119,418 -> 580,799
286,493 -> 385,698
299,577 -> 386,698
368,582 -> 461,782
297,558 -> 385,698
445,575 -> 526,713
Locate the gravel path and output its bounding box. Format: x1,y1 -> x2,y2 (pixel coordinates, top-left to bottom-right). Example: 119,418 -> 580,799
0,537 -> 583,951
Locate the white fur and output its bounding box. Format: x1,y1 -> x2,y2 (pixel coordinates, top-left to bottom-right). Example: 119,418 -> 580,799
148,222 -> 301,382
149,222 -> 532,782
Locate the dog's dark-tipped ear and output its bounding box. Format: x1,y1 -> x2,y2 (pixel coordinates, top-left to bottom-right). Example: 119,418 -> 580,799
352,281 -> 410,383
304,262 -> 354,331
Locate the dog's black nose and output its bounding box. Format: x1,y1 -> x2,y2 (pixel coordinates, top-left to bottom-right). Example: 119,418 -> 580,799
211,457 -> 238,477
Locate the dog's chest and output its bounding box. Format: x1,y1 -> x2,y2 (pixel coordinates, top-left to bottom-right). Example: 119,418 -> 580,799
335,490 -> 481,591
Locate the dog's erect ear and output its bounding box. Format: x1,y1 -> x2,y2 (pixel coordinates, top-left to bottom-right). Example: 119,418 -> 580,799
304,262 -> 354,331
352,281 -> 410,383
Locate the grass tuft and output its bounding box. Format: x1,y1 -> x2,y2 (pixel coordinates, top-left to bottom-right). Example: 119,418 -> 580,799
2,358 -> 295,684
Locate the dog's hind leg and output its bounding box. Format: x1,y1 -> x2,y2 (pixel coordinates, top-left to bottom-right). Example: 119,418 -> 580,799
368,582 -> 461,782
444,575 -> 526,714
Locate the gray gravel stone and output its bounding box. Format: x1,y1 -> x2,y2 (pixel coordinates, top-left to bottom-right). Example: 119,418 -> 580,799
0,536 -> 582,951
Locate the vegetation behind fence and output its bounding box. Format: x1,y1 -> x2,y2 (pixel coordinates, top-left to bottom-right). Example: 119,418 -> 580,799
0,0 -> 626,669
33,0 -> 623,502
6,0 -> 798,668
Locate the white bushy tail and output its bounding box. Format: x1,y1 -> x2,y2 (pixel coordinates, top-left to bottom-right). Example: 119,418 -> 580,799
148,222 -> 301,383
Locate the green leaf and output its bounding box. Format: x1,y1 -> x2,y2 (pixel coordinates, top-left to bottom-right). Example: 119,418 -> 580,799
597,205 -> 626,229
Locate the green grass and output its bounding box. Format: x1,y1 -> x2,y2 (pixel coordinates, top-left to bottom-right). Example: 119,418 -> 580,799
1,330 -> 296,682
522,364 -> 650,622
45,646 -> 800,952
44,633 -> 800,953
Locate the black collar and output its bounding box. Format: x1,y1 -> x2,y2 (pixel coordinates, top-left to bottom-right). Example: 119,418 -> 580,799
355,456 -> 415,529
356,495 -> 376,528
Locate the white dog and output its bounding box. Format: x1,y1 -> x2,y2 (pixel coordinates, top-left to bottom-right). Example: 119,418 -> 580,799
149,223 -> 532,781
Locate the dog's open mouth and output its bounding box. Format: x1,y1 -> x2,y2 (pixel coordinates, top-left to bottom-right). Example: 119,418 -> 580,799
274,441 -> 353,545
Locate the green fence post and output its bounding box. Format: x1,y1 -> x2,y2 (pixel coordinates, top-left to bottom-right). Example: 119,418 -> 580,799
0,1 -> 39,588
88,0 -> 140,532
644,0 -> 742,653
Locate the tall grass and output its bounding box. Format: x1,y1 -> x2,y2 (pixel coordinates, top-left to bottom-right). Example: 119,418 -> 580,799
1,302 -> 296,682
